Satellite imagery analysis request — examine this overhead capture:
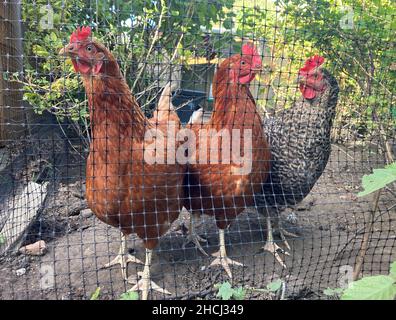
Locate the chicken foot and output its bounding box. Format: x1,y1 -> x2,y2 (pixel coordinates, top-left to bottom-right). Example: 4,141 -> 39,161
129,249 -> 171,300
183,214 -> 208,256
102,234 -> 143,282
209,229 -> 244,278
274,217 -> 299,250
262,216 -> 290,268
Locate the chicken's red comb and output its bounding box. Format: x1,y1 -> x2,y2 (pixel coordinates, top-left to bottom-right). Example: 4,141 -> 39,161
299,55 -> 325,72
242,42 -> 262,66
70,26 -> 92,43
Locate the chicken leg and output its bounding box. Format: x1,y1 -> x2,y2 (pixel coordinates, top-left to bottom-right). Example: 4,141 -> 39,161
129,249 -> 171,300
209,229 -> 243,278
102,234 -> 143,282
262,215 -> 290,268
183,214 -> 208,256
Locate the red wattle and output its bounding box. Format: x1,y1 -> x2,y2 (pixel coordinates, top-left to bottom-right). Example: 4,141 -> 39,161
93,61 -> 103,75
72,60 -> 79,72
300,85 -> 316,99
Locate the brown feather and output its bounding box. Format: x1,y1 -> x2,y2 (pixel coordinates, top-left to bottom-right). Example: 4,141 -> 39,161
184,56 -> 271,229
83,43 -> 184,250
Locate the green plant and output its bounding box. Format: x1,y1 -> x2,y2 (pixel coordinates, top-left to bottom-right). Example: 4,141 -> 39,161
323,287 -> 344,299
341,262 -> 396,300
215,279 -> 283,300
18,0 -> 238,151
90,287 -> 101,300
0,235 -> 5,245
119,291 -> 139,300
358,162 -> 396,197
215,282 -> 246,300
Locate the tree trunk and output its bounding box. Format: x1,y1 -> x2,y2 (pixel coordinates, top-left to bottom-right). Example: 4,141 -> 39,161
0,1 -> 25,147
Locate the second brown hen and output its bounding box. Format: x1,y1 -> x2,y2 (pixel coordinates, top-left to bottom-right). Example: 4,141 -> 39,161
184,43 -> 271,278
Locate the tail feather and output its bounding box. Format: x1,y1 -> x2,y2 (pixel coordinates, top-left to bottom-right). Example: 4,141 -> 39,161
188,108 -> 204,125
154,82 -> 178,121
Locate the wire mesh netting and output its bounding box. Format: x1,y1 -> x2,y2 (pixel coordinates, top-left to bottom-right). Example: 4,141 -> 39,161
0,0 -> 395,300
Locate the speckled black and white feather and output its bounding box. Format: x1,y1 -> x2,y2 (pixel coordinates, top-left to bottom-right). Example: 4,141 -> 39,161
257,68 -> 339,210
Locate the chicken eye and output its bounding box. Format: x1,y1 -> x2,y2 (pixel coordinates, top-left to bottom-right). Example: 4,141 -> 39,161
86,45 -> 93,52
241,61 -> 246,66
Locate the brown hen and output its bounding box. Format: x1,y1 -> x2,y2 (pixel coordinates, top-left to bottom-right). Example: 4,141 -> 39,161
184,43 -> 271,278
59,27 -> 184,299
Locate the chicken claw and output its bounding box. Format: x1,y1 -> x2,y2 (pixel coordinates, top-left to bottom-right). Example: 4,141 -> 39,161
274,217 -> 299,250
262,216 -> 290,269
183,214 -> 208,256
208,229 -> 244,278
129,249 -> 171,300
102,234 -> 143,282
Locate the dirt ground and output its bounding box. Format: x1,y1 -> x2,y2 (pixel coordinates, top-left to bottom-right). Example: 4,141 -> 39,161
0,137 -> 395,300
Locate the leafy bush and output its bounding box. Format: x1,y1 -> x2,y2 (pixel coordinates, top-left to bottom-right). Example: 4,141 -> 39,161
19,0 -> 396,145
20,0 -> 236,145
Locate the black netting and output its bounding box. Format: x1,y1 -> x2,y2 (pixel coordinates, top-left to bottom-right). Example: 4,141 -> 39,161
0,0 -> 395,300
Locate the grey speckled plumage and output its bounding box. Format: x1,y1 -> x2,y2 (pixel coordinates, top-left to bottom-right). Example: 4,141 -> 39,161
257,68 -> 339,210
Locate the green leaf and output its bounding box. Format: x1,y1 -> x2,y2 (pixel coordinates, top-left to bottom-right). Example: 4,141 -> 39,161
0,234 -> 5,245
50,32 -> 58,42
216,282 -> 233,300
119,291 -> 139,300
267,279 -> 282,292
358,162 -> 396,197
323,287 -> 344,296
232,287 -> 246,300
390,262 -> 396,279
341,275 -> 396,300
223,17 -> 234,30
90,287 -> 101,300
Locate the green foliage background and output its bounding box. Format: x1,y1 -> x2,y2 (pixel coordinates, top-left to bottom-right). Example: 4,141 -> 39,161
18,0 -> 396,145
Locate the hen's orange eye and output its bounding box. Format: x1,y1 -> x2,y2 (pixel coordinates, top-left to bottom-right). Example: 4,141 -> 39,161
241,61 -> 246,65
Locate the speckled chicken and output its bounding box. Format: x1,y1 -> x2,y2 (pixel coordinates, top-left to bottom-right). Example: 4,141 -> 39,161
257,56 -> 340,266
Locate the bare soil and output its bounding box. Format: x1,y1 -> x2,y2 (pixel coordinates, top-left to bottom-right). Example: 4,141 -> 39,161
0,139 -> 395,300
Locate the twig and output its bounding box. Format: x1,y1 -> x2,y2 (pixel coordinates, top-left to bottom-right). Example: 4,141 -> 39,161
281,281 -> 286,300
131,0 -> 167,92
352,189 -> 381,281
335,208 -> 392,260
174,99 -> 195,111
331,144 -> 354,160
56,117 -> 84,159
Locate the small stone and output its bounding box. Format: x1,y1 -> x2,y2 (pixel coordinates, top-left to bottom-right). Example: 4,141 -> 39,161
15,267 -> 26,276
80,208 -> 93,218
19,240 -> 47,256
200,266 -> 206,271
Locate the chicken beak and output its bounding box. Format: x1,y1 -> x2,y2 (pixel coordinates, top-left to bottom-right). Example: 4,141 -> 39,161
58,43 -> 77,56
297,74 -> 307,85
251,67 -> 262,73
58,47 -> 66,56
